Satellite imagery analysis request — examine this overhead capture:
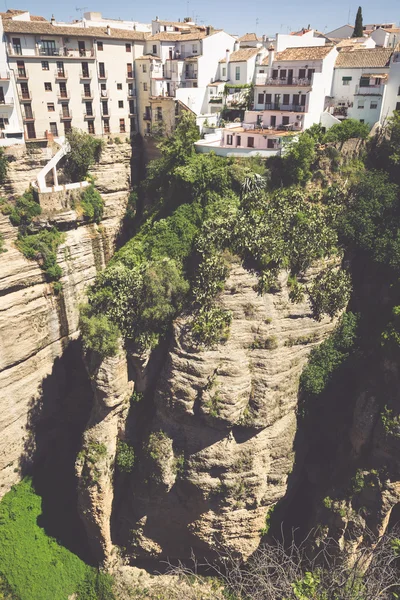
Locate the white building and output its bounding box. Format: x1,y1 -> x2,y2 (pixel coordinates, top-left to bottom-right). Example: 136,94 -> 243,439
326,24 -> 355,39
329,48 -> 394,126
382,48 -> 400,119
52,12 -> 151,33
253,45 -> 337,132
0,16 -> 24,145
2,11 -> 147,141
370,27 -> 400,48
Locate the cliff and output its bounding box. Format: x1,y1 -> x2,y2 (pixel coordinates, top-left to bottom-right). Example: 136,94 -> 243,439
0,141 -> 131,496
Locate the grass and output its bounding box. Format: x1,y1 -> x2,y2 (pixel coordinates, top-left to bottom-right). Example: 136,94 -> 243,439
0,478 -> 113,600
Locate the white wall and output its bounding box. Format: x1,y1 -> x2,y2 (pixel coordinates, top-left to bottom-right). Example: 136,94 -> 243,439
370,29 -> 389,47
0,20 -> 25,144
325,24 -> 354,39
275,30 -> 325,52
382,50 -> 400,120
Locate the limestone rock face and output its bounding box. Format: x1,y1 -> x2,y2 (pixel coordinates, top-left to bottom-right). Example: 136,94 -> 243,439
115,262 -> 338,561
0,142 -> 131,496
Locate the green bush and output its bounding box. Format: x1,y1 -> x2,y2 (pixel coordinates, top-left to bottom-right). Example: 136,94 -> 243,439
64,129 -> 104,181
0,478 -> 109,600
80,185 -> 104,223
0,190 -> 41,232
79,307 -> 120,358
324,119 -> 370,143
0,232 -> 5,254
116,440 -> 135,473
308,267 -> 352,321
0,147 -> 8,184
300,312 -> 358,400
191,305 -> 232,347
16,228 -> 65,282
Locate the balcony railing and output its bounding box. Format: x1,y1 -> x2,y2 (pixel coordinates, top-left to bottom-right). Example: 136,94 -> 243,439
55,70 -> 68,80
256,76 -> 312,86
128,89 -> 136,97
101,111 -> 109,118
82,93 -> 94,100
126,72 -> 134,80
143,113 -> 151,120
100,90 -> 109,99
332,106 -> 348,117
23,110 -> 35,121
0,72 -> 10,80
0,98 -> 14,107
98,71 -> 107,79
16,70 -> 29,80
80,71 -> 92,79
185,72 -> 198,80
9,46 -> 95,58
18,92 -> 31,102
60,111 -> 72,120
264,103 -> 306,112
57,93 -> 70,101
355,84 -> 384,95
84,112 -> 95,119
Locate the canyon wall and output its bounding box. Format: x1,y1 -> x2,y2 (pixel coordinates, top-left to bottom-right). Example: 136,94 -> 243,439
0,141 -> 131,496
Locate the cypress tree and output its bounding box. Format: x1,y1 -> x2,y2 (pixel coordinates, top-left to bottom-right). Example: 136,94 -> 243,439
353,6 -> 363,37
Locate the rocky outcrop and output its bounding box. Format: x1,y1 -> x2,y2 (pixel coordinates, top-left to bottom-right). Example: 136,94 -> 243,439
0,142 -> 131,497
94,260 -> 338,563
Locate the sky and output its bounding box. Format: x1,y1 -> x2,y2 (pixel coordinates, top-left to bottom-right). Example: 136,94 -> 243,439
2,0 -> 399,36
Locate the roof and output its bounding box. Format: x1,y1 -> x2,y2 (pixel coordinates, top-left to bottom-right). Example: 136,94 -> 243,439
2,18 -> 149,40
274,45 -> 334,61
135,54 -> 162,60
238,32 -> 260,42
336,37 -> 369,48
0,8 -> 47,21
383,27 -> 400,33
219,47 -> 260,63
148,30 -> 207,41
335,47 -> 393,68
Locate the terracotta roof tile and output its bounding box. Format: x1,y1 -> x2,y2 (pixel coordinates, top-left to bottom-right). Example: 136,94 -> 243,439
0,9 -> 47,21
2,18 -> 149,41
335,47 -> 393,68
147,30 -> 207,41
238,33 -> 260,42
219,47 -> 260,63
274,45 -> 334,61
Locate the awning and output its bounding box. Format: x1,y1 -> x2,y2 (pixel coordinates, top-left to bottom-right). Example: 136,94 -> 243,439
363,73 -> 389,80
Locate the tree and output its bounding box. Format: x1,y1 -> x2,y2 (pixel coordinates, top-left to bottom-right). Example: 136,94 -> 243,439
64,129 -> 104,182
324,119 -> 369,143
353,6 -> 363,37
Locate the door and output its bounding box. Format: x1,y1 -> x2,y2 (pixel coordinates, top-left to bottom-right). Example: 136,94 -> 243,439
20,82 -> 29,99
26,122 -> 36,139
61,103 -> 69,117
167,82 -> 171,96
59,82 -> 67,98
25,104 -> 33,118
50,122 -> 58,136
12,38 -> 21,55
293,94 -> 300,109
300,94 -> 306,107
307,68 -> 315,81
42,40 -> 56,56
78,41 -> 86,57
56,61 -> 64,76
274,94 -> 280,109
270,115 -> 276,127
84,83 -> 91,98
288,69 -> 293,84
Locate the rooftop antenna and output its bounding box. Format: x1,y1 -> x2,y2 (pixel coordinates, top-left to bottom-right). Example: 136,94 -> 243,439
76,6 -> 88,19
255,17 -> 259,34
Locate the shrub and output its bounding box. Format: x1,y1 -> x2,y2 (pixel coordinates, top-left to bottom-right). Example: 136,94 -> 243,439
308,267 -> 352,321
79,307 -> 120,358
64,129 -> 104,181
1,190 -> 41,233
191,305 -> 232,347
0,147 -> 8,184
16,228 -> 65,282
324,119 -> 370,143
381,406 -> 400,438
0,232 -> 5,254
116,440 -> 135,473
80,185 -> 104,223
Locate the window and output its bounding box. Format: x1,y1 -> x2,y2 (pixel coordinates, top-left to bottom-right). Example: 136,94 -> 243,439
47,103 -> 55,111
81,62 -> 89,77
257,93 -> 264,104
283,94 -> 290,105
259,69 -> 265,74
236,135 -> 241,147
235,66 -> 240,81
370,101 -> 378,109
20,82 -> 29,99
117,83 -> 123,90
357,101 -> 364,109
59,82 -> 67,98
129,100 -> 135,114
267,139 -> 276,149
397,86 -> 400,96
26,122 -> 36,139
272,69 -> 278,79
24,104 -> 33,118
128,83 -> 134,96
119,118 -> 126,132
41,40 -> 56,56
143,82 -> 148,91
265,93 -> 272,105
226,134 -> 233,145
125,43 -> 131,52
83,83 -> 91,97
298,68 -> 306,79
85,101 -> 93,116
142,63 -> 147,73
12,38 -> 21,55
360,77 -> 370,87
99,63 -> 106,78
0,118 -> 9,129
222,67 -> 226,77
103,119 -> 110,133
192,44 -> 197,53
17,61 -> 26,77
88,121 -> 95,134
56,61 -> 65,76
130,118 -> 136,133
41,61 -> 49,70
61,103 -> 69,117
152,44 -> 157,54
307,68 -> 315,80
396,102 -> 400,111
342,76 -> 351,85
280,69 -> 287,79
282,116 -> 290,125
49,122 -> 58,135
293,94 -> 299,106
102,101 -> 109,115
118,100 -> 124,108
375,78 -> 381,85
78,41 -> 86,57
64,122 -> 72,134
156,106 -> 162,121
97,41 -> 103,51
127,63 -> 133,78
247,136 -> 254,148
44,82 -> 52,91
270,115 -> 276,127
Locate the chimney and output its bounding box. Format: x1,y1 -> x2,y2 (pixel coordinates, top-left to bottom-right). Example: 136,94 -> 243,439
224,48 -> 230,81
268,44 -> 275,68
234,40 -> 239,51
50,14 -> 55,25
106,24 -> 111,35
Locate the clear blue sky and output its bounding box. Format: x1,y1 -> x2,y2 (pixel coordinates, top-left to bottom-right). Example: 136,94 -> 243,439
4,0 -> 399,37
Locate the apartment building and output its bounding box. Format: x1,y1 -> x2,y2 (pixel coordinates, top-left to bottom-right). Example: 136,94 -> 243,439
0,17 -> 24,145
251,45 -> 337,133
329,48 -> 394,126
382,48 -> 400,118
2,11 -> 147,141
135,26 -> 236,134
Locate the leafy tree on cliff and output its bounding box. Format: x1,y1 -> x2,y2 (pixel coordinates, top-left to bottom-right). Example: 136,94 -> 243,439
352,6 -> 363,37
64,129 -> 104,182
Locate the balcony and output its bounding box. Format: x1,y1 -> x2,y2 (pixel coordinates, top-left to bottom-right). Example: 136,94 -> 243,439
57,93 -> 70,101
128,89 -> 136,97
82,93 -> 94,101
185,72 -> 198,80
0,98 -> 14,107
256,76 -> 312,87
101,111 -> 110,118
98,71 -> 108,80
0,72 -> 10,80
80,71 -> 92,80
55,70 -> 68,80
22,111 -> 35,121
332,106 -> 348,118
100,90 -> 109,99
143,112 -> 151,120
38,48 -> 60,57
16,70 -> 29,80
126,72 -> 134,80
84,112 -> 95,120
60,110 -> 72,120
355,84 -> 384,95
18,92 -> 31,102
264,103 -> 306,112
